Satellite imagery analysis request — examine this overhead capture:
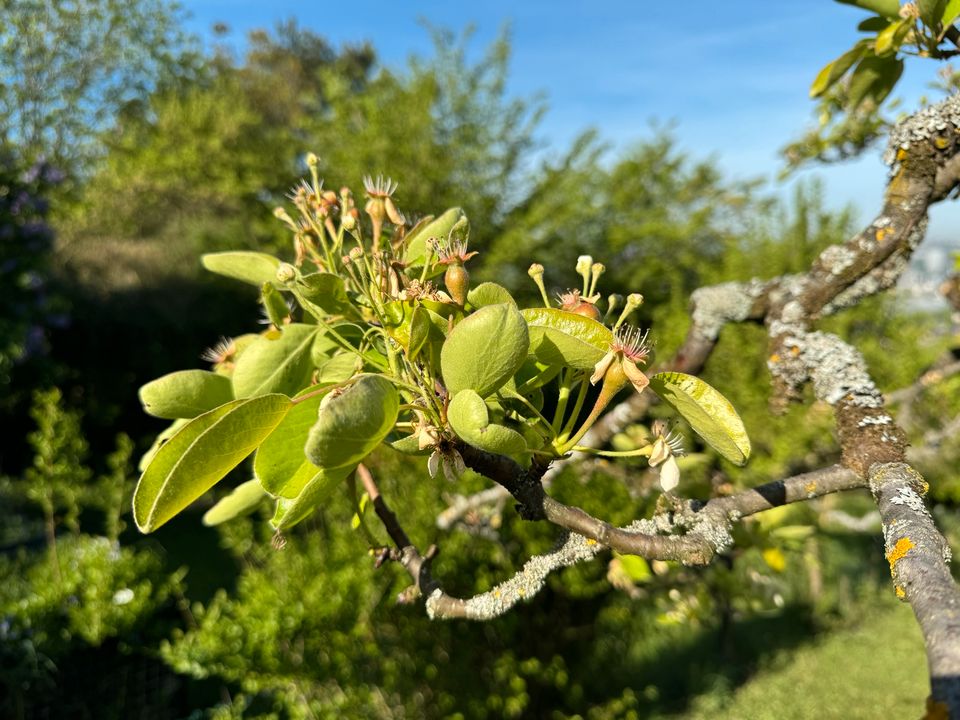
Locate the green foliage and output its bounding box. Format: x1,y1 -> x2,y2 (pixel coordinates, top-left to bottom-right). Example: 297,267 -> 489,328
131,163 -> 750,536
0,0 -> 198,176
784,0 -> 960,169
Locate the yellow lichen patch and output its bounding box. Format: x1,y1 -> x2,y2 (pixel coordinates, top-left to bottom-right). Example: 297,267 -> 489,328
804,481 -> 817,495
876,226 -> 889,242
493,589 -> 501,599
586,538 -> 597,546
934,136 -> 950,150
886,537 -> 915,571
789,346 -> 800,356
896,148 -> 908,162
769,353 -> 781,364
895,584 -> 906,600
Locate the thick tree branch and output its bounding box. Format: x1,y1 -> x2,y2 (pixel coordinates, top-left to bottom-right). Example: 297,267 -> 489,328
870,462 -> 960,716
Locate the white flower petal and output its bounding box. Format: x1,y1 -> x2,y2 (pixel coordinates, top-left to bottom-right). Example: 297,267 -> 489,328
659,456 -> 680,493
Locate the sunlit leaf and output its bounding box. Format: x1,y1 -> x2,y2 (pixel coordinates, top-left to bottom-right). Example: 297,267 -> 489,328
648,372 -> 751,466
202,479 -> 267,526
810,42 -> 868,97
467,281 -> 517,309
522,307 -> 613,371
447,389 -> 527,456
138,418 -> 188,472
874,18 -> 909,55
441,303 -> 529,397
306,375 -> 399,469
255,386 -> 331,498
297,272 -> 352,314
232,324 -> 318,398
201,251 -> 282,286
404,207 -> 465,267
271,465 -> 351,530
138,369 -> 234,420
133,394 -> 292,532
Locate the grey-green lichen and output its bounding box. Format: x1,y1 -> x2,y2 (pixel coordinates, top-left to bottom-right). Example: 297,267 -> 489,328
689,279 -> 766,341
773,331 -> 882,408
884,93 -> 960,168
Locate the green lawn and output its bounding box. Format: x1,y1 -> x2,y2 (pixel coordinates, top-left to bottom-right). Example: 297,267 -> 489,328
679,599 -> 928,719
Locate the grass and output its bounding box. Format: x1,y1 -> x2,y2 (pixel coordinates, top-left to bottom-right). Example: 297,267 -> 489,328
677,596 -> 927,719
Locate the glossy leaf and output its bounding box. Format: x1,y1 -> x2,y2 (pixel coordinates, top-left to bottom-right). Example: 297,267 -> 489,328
522,307 -> 613,371
255,387 -> 330,498
138,370 -> 234,420
306,375 -> 399,469
648,372 -> 751,466
810,42 -> 868,97
133,394 -> 292,532
138,418 -> 188,472
201,252 -> 282,286
232,324 -> 318,398
202,479 -> 267,526
441,303 -> 529,397
271,465 -> 351,530
447,389 -> 527,456
467,282 -> 517,309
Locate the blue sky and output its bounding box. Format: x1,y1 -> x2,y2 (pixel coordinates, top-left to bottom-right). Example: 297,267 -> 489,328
181,0 -> 959,242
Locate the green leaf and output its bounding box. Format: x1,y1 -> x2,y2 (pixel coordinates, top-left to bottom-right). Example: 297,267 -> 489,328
404,207 -> 465,267
388,433 -> 431,456
858,15 -> 891,31
835,0 -> 902,19
139,370 -> 234,420
254,386 -> 330,498
467,282 -> 517,309
306,375 -> 399,469
441,304 -> 529,398
271,465 -> 350,530
261,282 -> 291,326
847,55 -> 903,109
232,324 -> 318,398
133,394 -> 292,532
522,308 -> 613,371
447,389 -> 527,456
202,479 -> 267,526
810,42 -> 868,97
942,0 -> 960,25
296,272 -> 351,314
407,305 -> 431,361
874,18 -> 909,55
648,372 -> 751,466
316,353 -> 358,384
201,252 -> 282,286
138,418 -> 188,472
919,0 -> 947,26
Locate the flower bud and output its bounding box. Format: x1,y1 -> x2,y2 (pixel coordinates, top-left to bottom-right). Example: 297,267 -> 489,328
341,212 -> 357,231
276,263 -> 297,283
305,152 -> 319,168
